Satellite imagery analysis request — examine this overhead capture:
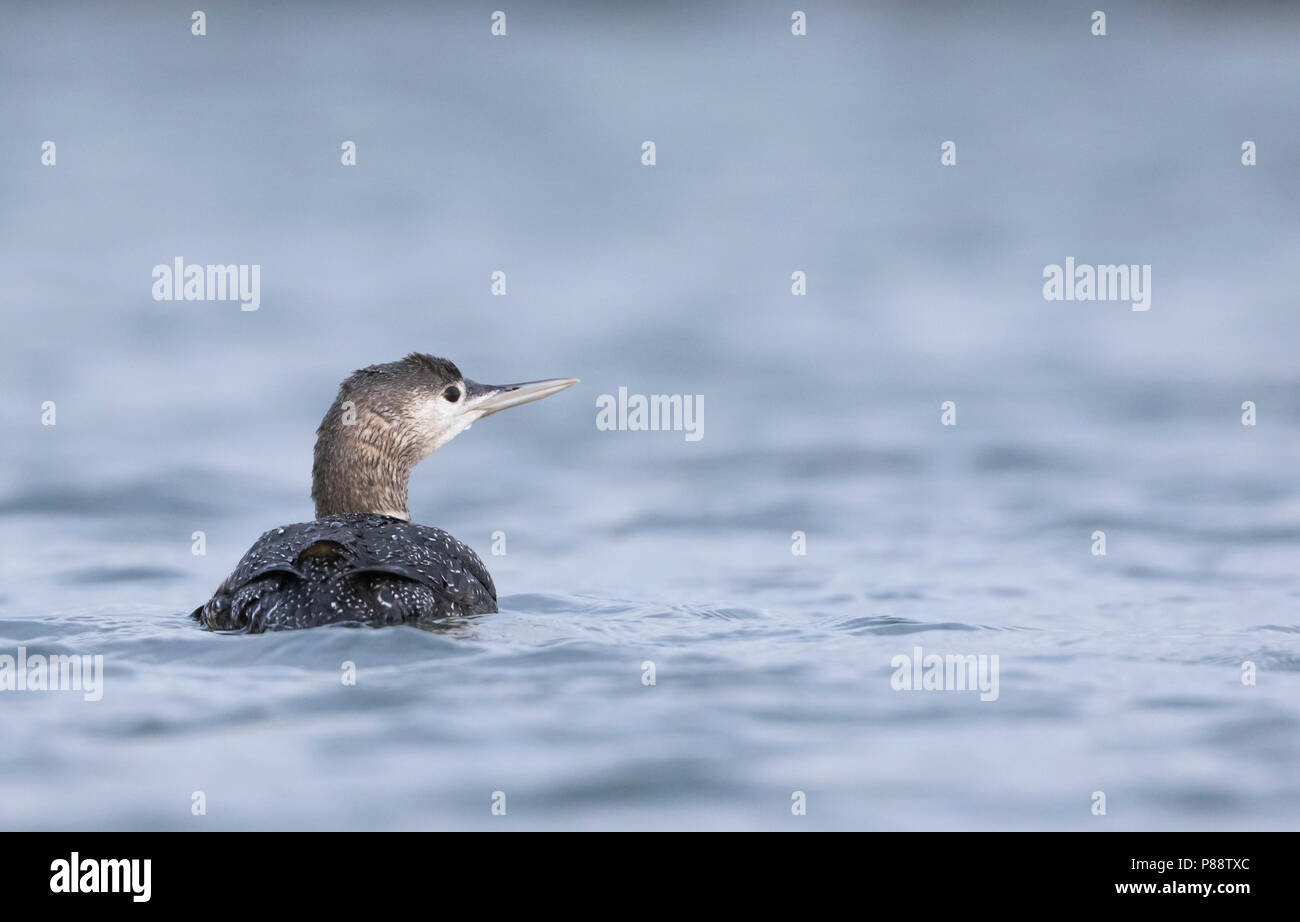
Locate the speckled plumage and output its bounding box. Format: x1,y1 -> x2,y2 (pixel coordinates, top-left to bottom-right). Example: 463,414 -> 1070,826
191,513 -> 496,632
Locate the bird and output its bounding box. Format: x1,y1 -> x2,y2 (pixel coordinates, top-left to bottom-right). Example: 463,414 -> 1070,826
191,353 -> 577,632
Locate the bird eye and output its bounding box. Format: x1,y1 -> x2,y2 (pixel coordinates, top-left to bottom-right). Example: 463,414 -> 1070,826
443,386 -> 461,403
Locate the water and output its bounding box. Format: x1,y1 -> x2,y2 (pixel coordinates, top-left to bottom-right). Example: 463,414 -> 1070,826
2,1 -> 1298,830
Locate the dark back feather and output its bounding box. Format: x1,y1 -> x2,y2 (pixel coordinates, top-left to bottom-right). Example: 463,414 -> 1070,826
192,513 -> 496,632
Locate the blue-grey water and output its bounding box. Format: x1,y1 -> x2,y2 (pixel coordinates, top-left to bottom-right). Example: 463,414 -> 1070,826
2,1 -> 1298,830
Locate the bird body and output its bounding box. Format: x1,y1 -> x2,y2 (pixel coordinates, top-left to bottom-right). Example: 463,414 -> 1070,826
193,514 -> 496,631
192,354 -> 576,632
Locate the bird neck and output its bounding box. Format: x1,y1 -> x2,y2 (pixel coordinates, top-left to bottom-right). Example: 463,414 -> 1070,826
311,402 -> 417,520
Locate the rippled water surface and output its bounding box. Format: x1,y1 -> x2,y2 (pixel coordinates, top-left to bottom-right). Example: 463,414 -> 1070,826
2,1 -> 1299,829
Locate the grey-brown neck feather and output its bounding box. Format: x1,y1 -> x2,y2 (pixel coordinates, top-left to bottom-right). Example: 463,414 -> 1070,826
311,395 -> 420,520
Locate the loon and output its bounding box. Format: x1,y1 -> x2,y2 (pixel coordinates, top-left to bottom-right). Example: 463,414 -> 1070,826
191,353 -> 577,632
